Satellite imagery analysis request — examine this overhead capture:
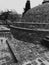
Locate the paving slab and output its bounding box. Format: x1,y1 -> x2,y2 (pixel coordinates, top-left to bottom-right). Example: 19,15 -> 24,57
7,36 -> 49,65
0,37 -> 18,65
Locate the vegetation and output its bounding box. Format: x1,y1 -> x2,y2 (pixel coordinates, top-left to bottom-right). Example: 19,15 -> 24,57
0,10 -> 21,24
22,0 -> 31,16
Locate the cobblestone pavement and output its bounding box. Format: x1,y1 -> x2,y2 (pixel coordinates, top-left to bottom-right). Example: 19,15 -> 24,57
0,37 -> 17,65
8,35 -> 49,65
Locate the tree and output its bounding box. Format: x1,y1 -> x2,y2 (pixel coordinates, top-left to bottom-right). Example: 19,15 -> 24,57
22,0 -> 31,16
42,0 -> 49,4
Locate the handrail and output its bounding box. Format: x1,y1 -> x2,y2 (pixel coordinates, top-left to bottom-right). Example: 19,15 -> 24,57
10,25 -> 49,32
0,22 -> 49,25
13,22 -> 49,24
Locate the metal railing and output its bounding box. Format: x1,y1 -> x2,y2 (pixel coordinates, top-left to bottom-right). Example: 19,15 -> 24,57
10,25 -> 49,32
12,22 -> 49,24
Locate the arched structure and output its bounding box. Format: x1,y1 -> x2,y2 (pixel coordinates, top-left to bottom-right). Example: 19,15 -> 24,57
22,0 -> 49,23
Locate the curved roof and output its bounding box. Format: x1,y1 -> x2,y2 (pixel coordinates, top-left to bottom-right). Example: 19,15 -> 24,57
22,2 -> 49,23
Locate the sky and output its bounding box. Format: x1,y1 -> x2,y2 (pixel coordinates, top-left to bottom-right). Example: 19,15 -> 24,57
0,0 -> 43,14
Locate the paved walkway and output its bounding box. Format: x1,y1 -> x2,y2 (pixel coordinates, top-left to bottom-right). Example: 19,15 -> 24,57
7,36 -> 49,65
0,37 -> 17,65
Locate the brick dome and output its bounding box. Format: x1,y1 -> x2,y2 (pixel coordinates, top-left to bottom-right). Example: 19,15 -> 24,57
22,2 -> 49,23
